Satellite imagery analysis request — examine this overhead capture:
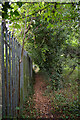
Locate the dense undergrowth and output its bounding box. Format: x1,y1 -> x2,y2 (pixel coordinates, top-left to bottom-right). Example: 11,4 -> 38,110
21,65 -> 80,119
44,66 -> 80,119
21,73 -> 38,118
21,93 -> 38,118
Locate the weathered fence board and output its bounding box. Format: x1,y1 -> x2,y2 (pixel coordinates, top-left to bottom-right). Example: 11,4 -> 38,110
1,22 -> 33,118
1,22 -> 5,117
9,32 -> 12,116
5,29 -> 9,116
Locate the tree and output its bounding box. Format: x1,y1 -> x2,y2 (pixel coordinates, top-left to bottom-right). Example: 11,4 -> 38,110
2,2 -> 80,90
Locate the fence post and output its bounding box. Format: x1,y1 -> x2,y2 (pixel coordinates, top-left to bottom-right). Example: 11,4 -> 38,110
12,34 -> 14,117
13,38 -> 16,116
20,48 -> 24,110
1,22 -> 5,118
5,29 -> 9,116
15,40 -> 19,116
17,43 -> 21,117
9,32 -> 12,117
15,40 -> 17,116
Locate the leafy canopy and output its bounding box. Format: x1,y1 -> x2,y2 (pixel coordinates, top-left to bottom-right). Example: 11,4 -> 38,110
2,2 -> 80,89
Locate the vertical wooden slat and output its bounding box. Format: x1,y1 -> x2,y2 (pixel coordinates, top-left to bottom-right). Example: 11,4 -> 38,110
27,55 -> 30,87
20,47 -> 24,110
18,44 -> 21,116
15,40 -> 17,116
12,36 -> 16,117
31,59 -> 32,78
29,57 -> 30,79
29,57 -> 31,86
29,58 -> 32,86
15,41 -> 18,115
1,22 -> 5,118
16,42 -> 20,116
12,34 -> 14,117
5,29 -> 9,116
13,38 -> 16,115
9,32 -> 12,116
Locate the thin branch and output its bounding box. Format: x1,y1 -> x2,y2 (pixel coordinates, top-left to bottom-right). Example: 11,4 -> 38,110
68,65 -> 77,76
20,15 -> 28,62
39,39 -> 45,48
25,20 -> 33,34
20,17 -> 33,62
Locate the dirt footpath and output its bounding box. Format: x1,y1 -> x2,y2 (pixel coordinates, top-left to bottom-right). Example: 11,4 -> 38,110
33,73 -> 53,118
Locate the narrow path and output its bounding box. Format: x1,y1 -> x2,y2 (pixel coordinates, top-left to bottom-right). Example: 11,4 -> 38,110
33,73 -> 53,118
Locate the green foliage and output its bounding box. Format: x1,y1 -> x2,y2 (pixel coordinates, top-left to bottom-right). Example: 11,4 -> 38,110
16,107 -> 20,110
2,2 -> 80,90
2,2 -> 80,119
21,92 -> 38,118
2,2 -> 23,19
2,2 -> 11,19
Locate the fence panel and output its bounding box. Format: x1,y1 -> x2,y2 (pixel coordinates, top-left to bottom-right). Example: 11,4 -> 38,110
1,22 -> 33,118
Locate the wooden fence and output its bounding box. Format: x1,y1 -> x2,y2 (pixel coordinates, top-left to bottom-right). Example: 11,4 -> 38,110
1,21 -> 33,118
